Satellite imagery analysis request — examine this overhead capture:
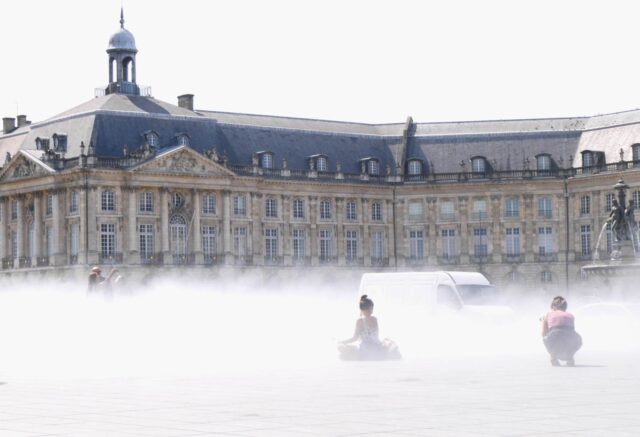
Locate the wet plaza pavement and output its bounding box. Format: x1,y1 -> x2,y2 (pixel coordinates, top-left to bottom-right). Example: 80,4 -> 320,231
1,350 -> 639,437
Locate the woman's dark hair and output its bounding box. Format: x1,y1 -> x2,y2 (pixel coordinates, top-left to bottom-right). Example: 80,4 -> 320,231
551,296 -> 567,311
359,294 -> 374,311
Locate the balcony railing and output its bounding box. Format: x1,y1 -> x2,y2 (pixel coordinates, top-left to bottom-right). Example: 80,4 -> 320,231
2,257 -> 13,270
204,253 -> 221,265
172,253 -> 195,266
438,255 -> 460,265
234,255 -> 253,266
471,255 -> 490,264
502,254 -> 523,263
141,253 -> 164,266
371,257 -> 389,267
37,256 -> 50,267
346,257 -> 365,266
535,253 -> 558,263
264,255 -> 284,266
99,252 -> 123,264
19,256 -> 31,268
319,256 -> 337,265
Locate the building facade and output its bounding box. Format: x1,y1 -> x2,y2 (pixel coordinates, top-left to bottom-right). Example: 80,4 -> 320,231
1,11 -> 640,290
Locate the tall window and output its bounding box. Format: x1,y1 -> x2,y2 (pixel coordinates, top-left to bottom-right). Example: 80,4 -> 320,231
505,198 -> 519,218
46,194 -> 53,216
101,190 -> 115,212
265,198 -> 278,218
440,200 -> 455,220
170,215 -> 188,263
581,224 -> 592,257
202,226 -> 217,262
633,144 -> 640,163
582,152 -> 593,168
580,195 -> 591,215
139,192 -> 154,213
100,223 -> 116,257
537,155 -> 551,172
407,160 -> 422,175
233,195 -> 247,216
409,230 -> 424,260
538,197 -> 552,218
11,231 -> 17,259
506,227 -> 520,256
146,132 -> 159,148
0,201 -> 2,222
605,193 -> 615,213
233,227 -> 247,256
346,201 -> 357,221
541,271 -> 552,283
292,199 -> 305,219
538,227 -> 553,256
472,200 -> 487,221
472,157 -> 486,173
473,228 -> 488,257
171,192 -> 184,209
202,194 -> 216,215
139,224 -> 154,261
320,200 -> 332,220
46,226 -> 54,258
441,229 -> 456,259
70,191 -> 79,213
265,229 -> 278,260
292,229 -> 305,261
633,191 -> 640,208
408,201 -> 423,221
367,159 -> 380,175
70,223 -> 79,260
371,202 -> 382,221
371,230 -> 384,260
11,200 -> 17,221
28,223 -> 34,258
319,229 -> 332,261
346,230 -> 358,262
317,156 -> 328,172
261,153 -> 273,169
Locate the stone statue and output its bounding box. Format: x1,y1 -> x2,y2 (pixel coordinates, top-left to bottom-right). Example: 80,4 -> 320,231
625,199 -> 637,240
607,199 -> 625,241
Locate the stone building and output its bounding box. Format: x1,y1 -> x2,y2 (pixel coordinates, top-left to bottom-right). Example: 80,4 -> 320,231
1,11 -> 640,290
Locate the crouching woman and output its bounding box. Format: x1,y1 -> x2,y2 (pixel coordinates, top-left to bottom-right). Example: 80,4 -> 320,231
541,296 -> 582,367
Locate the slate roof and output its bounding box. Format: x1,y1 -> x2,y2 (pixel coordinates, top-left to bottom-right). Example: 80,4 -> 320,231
4,94 -> 640,175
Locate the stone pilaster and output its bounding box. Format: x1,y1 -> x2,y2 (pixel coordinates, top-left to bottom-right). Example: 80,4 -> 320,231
458,196 -> 469,264
0,198 -> 6,261
426,197 -> 438,265
336,197 -> 344,266
160,188 -> 170,264
490,195 -> 502,263
222,190 -> 231,264
32,193 -> 42,266
386,199 -> 395,267
309,196 -> 318,266
523,193 -> 534,262
362,198 -> 370,267
51,190 -> 65,266
251,193 -> 263,266
126,187 -> 138,264
87,187 -> 98,265
192,189 -> 203,264
282,195 -> 291,265
15,196 -> 24,268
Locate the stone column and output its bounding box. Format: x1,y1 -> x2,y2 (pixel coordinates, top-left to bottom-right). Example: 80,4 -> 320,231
523,193 -> 534,262
51,191 -> 63,266
15,196 -> 24,268
458,196 -> 469,264
87,187 -> 98,265
282,195 -> 291,265
222,190 -> 231,264
426,198 -> 438,265
127,188 -> 138,264
192,189 -> 203,264
79,186 -> 88,265
251,193 -> 262,266
386,199 -> 395,268
32,193 -> 42,266
0,198 -> 6,262
309,196 -> 318,266
490,195 -> 502,263
161,188 -> 170,264
362,198 -> 370,267
336,197 -> 344,266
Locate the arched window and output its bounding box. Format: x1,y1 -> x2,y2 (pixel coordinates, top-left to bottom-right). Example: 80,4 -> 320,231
407,160 -> 422,175
367,159 -> 380,175
146,132 -> 159,148
261,153 -> 274,169
471,157 -> 486,173
177,135 -> 190,147
536,154 -> 551,172
123,57 -> 134,82
317,156 -> 328,172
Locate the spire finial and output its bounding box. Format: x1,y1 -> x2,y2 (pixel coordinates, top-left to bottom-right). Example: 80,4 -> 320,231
120,6 -> 125,29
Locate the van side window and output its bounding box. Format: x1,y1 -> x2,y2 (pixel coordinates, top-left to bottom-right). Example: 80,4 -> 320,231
437,285 -> 462,310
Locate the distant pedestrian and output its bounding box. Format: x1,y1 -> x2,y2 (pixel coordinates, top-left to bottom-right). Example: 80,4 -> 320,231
541,296 -> 582,366
88,266 -> 105,292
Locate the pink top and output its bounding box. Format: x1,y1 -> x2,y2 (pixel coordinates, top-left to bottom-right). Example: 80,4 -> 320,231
546,310 -> 575,329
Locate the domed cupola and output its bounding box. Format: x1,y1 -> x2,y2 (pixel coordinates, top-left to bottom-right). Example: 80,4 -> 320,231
105,8 -> 140,96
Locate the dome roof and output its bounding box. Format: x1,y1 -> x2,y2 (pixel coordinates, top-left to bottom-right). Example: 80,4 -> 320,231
108,27 -> 137,52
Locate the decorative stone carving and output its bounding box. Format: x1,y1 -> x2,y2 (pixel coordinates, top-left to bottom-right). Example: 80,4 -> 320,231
8,158 -> 47,180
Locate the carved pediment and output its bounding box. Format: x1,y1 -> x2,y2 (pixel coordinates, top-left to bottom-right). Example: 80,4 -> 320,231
131,146 -> 234,177
0,153 -> 52,181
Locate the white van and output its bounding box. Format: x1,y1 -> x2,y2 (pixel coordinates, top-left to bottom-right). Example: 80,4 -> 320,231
358,271 -> 513,318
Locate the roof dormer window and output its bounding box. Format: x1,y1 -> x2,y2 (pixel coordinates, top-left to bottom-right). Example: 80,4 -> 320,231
471,156 -> 486,173
317,155 -> 328,172
35,137 -> 50,151
145,132 -> 159,148
536,154 -> 551,172
367,159 -> 379,175
407,159 -> 423,175
632,144 -> 640,162
52,134 -> 67,153
260,152 -> 274,169
177,134 -> 190,147
582,150 -> 594,168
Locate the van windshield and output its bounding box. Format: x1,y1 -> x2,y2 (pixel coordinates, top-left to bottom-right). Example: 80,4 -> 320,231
455,285 -> 499,305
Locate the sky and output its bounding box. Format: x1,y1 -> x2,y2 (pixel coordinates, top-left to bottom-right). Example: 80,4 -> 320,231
1,0 -> 639,125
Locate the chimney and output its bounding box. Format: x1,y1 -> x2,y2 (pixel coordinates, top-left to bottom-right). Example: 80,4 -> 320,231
177,94 -> 194,111
2,117 -> 16,134
17,115 -> 28,128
